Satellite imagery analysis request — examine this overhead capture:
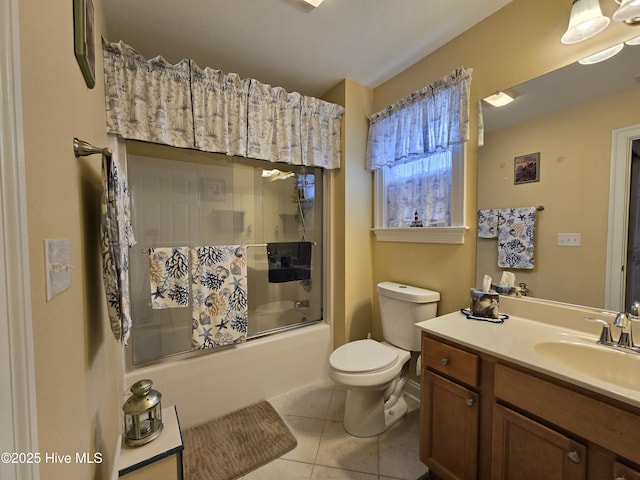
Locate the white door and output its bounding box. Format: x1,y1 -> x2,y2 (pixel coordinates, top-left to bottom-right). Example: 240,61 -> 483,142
0,0 -> 39,478
625,141 -> 640,311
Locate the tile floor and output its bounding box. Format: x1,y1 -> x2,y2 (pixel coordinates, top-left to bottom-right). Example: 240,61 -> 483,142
240,380 -> 429,480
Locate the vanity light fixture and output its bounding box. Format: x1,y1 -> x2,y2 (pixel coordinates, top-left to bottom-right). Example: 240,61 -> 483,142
613,0 -> 640,22
561,0 -> 610,44
578,42 -> 625,64
483,91 -> 515,107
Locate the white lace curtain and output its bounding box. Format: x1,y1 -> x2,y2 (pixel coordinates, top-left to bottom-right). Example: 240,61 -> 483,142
103,40 -> 344,169
366,67 -> 472,171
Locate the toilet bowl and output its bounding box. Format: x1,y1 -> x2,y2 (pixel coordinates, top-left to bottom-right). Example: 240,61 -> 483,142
328,282 -> 440,437
329,339 -> 411,437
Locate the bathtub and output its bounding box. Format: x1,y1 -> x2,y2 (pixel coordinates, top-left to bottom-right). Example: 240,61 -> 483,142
123,322 -> 331,428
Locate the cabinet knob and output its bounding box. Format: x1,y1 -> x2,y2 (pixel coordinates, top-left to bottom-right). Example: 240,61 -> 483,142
566,450 -> 581,464
440,358 -> 449,366
465,398 -> 474,407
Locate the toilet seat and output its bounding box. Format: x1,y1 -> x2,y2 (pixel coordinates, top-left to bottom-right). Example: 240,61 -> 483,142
329,339 -> 399,373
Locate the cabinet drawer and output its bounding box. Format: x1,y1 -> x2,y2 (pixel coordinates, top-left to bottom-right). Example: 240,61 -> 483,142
423,336 -> 478,388
494,363 -> 640,466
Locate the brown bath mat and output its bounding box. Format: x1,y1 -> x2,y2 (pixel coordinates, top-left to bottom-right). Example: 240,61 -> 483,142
182,400 -> 297,480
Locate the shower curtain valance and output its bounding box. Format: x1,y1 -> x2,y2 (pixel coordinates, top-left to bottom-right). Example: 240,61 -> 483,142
366,67 -> 472,171
103,40 -> 344,169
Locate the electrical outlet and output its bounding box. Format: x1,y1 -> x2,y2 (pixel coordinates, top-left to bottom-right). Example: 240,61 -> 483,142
557,233 -> 581,247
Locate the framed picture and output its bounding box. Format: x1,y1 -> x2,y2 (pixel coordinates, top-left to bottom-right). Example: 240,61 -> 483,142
73,0 -> 96,89
514,152 -> 540,184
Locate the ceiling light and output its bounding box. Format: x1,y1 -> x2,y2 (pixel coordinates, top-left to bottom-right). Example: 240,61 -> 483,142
578,43 -> 624,64
483,92 -> 515,107
613,0 -> 640,21
303,0 -> 324,7
625,35 -> 640,45
561,0 -> 610,44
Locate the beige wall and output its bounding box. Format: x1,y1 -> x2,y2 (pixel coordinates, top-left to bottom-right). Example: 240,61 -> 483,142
477,87 -> 640,307
369,0 -> 635,323
15,0 -> 638,477
325,80 -> 375,347
19,1 -> 123,479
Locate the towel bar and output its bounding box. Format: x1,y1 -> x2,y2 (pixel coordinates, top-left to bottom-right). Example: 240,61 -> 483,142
73,137 -> 112,158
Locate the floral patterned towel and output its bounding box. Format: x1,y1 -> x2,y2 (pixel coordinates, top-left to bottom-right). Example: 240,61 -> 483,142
191,246 -> 248,348
148,247 -> 189,309
101,153 -> 136,345
497,207 -> 537,269
477,209 -> 498,238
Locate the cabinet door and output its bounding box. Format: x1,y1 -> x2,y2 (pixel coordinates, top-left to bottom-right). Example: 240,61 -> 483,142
492,404 -> 586,480
614,461 -> 640,480
421,370 -> 479,480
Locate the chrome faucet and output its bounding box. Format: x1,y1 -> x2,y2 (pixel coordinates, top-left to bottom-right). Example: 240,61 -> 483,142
613,312 -> 633,348
585,302 -> 640,353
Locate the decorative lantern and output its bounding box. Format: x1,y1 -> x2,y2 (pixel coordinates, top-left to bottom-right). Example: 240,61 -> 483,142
122,379 -> 163,447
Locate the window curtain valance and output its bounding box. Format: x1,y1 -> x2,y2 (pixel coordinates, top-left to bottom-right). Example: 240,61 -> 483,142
366,67 -> 472,171
103,39 -> 344,169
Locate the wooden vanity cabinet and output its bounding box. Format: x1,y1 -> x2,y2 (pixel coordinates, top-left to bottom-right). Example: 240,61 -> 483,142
420,336 -> 482,480
420,332 -> 640,480
492,404 -> 586,480
614,462 -> 640,480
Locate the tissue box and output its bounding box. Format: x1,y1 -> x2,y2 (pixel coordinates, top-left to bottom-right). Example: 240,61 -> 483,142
470,289 -> 500,319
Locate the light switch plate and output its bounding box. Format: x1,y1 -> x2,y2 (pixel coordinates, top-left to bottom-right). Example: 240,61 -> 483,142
44,239 -> 71,301
557,233 -> 581,247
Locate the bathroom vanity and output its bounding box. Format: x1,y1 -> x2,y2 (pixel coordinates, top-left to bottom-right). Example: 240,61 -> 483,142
416,298 -> 640,480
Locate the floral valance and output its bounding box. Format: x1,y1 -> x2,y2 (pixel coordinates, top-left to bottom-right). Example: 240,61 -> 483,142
102,40 -> 344,169
366,67 -> 472,171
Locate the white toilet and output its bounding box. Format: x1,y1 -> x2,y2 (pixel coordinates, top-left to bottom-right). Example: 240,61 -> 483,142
329,281 -> 440,437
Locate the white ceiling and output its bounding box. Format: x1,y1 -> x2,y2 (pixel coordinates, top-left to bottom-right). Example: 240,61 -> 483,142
103,0 -> 514,98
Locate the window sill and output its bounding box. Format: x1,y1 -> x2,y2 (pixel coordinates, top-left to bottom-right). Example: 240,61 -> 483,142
372,226 -> 469,244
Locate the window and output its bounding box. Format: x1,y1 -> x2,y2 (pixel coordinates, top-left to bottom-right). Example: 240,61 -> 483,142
373,146 -> 466,243
367,68 -> 471,244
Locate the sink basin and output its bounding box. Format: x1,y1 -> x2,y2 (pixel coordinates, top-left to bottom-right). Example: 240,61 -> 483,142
534,341 -> 640,391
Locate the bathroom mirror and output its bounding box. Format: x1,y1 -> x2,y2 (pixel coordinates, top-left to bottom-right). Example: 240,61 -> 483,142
476,41 -> 640,310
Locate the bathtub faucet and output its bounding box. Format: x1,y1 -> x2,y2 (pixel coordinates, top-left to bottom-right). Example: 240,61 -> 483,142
294,300 -> 310,308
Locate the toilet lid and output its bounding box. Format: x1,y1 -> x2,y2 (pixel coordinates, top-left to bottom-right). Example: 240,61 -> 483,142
329,339 -> 399,373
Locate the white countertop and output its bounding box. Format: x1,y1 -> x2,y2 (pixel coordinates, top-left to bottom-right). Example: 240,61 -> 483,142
416,311 -> 640,409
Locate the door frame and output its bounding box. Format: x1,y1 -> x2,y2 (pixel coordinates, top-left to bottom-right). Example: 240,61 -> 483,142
0,0 -> 39,478
606,124 -> 640,311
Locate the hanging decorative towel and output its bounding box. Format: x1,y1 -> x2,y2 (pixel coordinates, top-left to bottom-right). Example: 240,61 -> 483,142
497,207 -> 537,269
101,152 -> 137,345
148,247 -> 190,309
191,245 -> 248,348
477,209 -> 498,238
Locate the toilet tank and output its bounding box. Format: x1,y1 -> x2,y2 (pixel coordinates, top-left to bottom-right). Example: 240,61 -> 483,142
378,281 -> 440,352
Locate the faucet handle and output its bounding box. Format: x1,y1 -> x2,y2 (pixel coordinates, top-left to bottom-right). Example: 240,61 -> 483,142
584,317 -> 614,345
